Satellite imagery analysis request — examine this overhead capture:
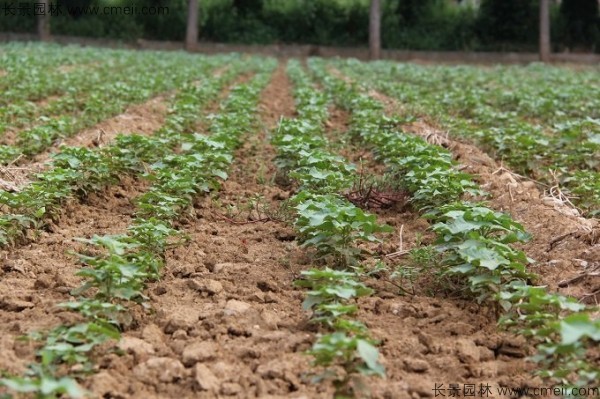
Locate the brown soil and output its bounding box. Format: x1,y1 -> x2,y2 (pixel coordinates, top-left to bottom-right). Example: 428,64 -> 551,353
0,61 -> 595,399
323,103 -> 423,248
0,178 -> 147,374
323,95 -> 535,399
2,68 -> 232,190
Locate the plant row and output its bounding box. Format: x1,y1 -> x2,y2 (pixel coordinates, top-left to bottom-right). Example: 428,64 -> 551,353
0,58 -> 275,398
0,60 -> 241,394
0,45 -> 131,135
0,44 -> 118,105
0,55 -> 140,136
0,50 -> 228,164
272,60 -> 388,397
0,55 -> 239,247
0,46 -> 139,138
309,58 -> 600,389
332,60 -> 599,130
333,59 -> 600,216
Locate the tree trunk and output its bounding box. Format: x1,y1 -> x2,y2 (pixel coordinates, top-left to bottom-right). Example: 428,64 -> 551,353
369,0 -> 381,60
539,0 -> 551,62
37,0 -> 50,42
186,0 -> 199,51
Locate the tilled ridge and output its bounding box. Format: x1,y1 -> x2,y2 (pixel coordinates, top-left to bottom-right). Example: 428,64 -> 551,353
0,179 -> 148,375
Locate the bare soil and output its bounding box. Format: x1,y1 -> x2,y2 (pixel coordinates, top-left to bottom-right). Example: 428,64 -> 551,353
0,178 -> 146,374
0,62 -> 597,399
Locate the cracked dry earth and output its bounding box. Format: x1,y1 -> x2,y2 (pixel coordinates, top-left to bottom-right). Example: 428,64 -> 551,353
1,62 -> 598,399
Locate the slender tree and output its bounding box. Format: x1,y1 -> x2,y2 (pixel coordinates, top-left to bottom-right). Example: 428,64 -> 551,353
369,0 -> 381,60
539,0 -> 551,61
37,0 -> 51,42
186,0 -> 199,51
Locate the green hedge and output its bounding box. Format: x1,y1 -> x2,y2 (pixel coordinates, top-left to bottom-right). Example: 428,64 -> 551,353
0,0 -> 598,52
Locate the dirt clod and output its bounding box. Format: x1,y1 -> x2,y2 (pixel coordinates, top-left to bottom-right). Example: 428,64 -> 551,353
118,336 -> 155,360
33,274 -> 54,289
188,278 -> 224,295
0,298 -> 34,312
223,299 -> 253,316
194,363 -> 220,392
133,357 -> 187,384
182,341 -> 218,366
404,358 -> 430,373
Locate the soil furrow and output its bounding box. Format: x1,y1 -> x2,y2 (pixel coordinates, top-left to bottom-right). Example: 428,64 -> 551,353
0,70 -> 240,384
81,63 -> 326,398
0,62 -> 109,143
2,57 -> 596,399
330,67 -> 598,302
35,94 -> 171,162
0,93 -> 171,193
0,178 -> 147,375
0,95 -> 65,144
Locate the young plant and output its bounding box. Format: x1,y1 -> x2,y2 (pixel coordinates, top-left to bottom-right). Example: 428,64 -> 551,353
72,235 -> 156,303
424,202 -> 534,303
498,285 -> 600,387
293,193 -> 393,267
309,332 -> 385,398
295,267 -> 373,328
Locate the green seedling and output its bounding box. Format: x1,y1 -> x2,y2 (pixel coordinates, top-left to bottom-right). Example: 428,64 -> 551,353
309,332 -> 385,398
295,267 -> 373,328
73,235 -> 153,302
293,193 -> 393,266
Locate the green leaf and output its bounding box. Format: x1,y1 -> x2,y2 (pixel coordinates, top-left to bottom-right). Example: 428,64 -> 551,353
560,313 -> 600,345
357,339 -> 384,376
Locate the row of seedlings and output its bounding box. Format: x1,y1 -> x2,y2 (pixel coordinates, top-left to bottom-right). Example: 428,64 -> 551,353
309,58 -> 600,390
0,44 -> 114,105
272,60 -> 389,397
0,55 -> 240,247
0,58 -> 275,398
0,53 -> 140,135
0,51 -> 224,164
0,56 -> 248,398
333,59 -> 600,216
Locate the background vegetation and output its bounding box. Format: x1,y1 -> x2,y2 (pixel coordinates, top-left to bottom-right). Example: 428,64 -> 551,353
0,0 -> 598,52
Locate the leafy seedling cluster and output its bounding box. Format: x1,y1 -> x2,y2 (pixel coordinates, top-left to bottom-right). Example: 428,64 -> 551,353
0,55 -> 233,246
0,44 -> 132,135
0,50 -> 228,164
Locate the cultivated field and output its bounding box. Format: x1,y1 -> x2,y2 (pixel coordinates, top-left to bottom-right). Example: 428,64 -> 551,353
0,43 -> 598,399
